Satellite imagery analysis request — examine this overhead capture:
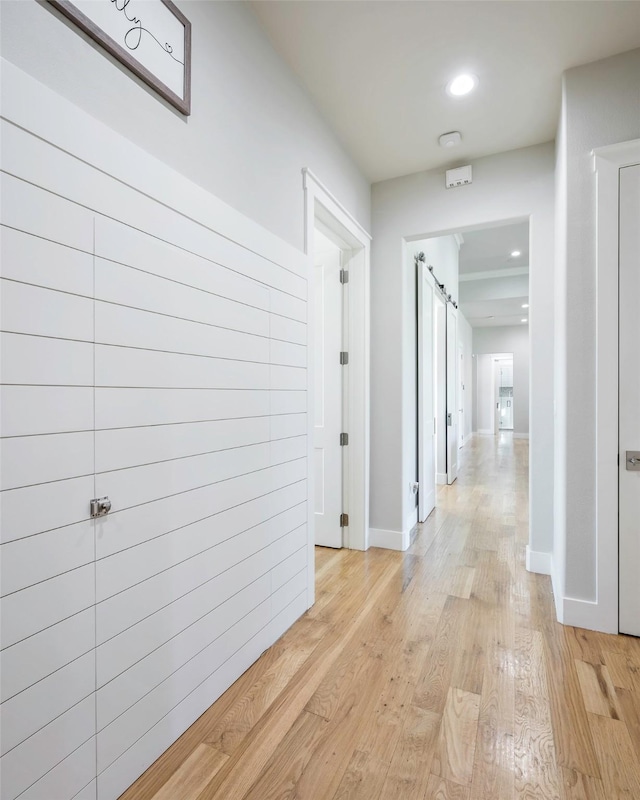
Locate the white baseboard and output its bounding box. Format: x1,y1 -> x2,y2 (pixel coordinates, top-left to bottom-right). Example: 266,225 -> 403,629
550,558 -> 564,623
526,546 -> 552,575
369,527 -> 410,551
549,555 -> 617,633
436,473 -> 447,485
406,507 -> 418,531
513,432 -> 530,439
562,596 -> 618,634
477,429 -> 493,435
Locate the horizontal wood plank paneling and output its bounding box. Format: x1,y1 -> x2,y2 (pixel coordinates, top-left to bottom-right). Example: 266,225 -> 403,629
94,387 -> 270,430
95,346 -> 271,390
0,432 -> 94,491
1,386 -> 94,437
95,258 -> 270,338
1,76 -> 308,800
94,218 -> 271,311
0,696 -> 95,800
0,172 -> 94,252
18,740 -> 96,800
95,302 -> 271,364
0,609 -> 95,704
0,476 -> 94,544
96,576 -> 272,732
0,651 -> 95,755
95,417 -> 271,473
1,521 -> 94,597
95,442 -> 272,512
0,225 -> 93,295
1,279 -> 93,340
95,463 -> 306,559
0,564 -> 94,649
1,333 -> 93,386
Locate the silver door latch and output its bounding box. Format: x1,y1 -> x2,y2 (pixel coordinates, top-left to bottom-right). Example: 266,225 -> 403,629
90,497 -> 112,517
626,452 -> 640,471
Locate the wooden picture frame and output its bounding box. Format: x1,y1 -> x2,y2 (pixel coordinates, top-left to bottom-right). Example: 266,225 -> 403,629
48,0 -> 191,115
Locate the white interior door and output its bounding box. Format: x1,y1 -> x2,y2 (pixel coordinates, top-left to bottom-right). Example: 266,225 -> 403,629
446,305 -> 458,484
619,162 -> 640,637
418,264 -> 436,521
314,236 -> 343,547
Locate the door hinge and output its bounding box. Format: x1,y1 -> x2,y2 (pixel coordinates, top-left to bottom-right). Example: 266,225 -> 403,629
340,351 -> 349,365
340,513 -> 349,527
340,432 -> 349,446
340,269 -> 349,284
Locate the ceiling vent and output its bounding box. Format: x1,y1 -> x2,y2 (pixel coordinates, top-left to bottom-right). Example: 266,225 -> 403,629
445,165 -> 472,189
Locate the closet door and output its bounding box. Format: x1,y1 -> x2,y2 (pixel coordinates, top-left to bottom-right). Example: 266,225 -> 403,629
0,174 -> 98,800
619,163 -> 640,637
91,217 -> 305,800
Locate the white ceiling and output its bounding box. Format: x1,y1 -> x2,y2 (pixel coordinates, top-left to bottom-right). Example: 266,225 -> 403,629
458,221 -> 529,328
250,1 -> 640,183
459,221 -> 529,276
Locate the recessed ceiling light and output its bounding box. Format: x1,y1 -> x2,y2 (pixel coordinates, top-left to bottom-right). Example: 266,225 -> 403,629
446,73 -> 478,97
521,318 -> 528,323
511,250 -> 521,257
522,303 -> 529,309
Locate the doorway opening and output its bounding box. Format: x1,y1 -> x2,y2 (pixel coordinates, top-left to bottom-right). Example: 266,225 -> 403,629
303,169 -> 371,606
411,218 -> 530,526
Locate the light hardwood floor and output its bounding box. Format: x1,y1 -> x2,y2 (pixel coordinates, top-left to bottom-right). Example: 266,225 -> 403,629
120,434 -> 640,800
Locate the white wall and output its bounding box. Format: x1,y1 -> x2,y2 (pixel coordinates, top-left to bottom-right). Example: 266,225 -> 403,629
0,0 -> 370,250
473,326 -> 530,436
371,142 -> 555,558
555,48 -> 640,614
411,234 -> 460,303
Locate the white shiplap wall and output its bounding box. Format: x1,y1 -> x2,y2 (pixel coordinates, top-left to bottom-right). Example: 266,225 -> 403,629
0,62 -> 309,800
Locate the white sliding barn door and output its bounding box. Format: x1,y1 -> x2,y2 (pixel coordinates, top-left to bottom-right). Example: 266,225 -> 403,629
446,305 -> 458,484
619,163 -> 640,637
418,264 -> 436,521
313,241 -> 344,548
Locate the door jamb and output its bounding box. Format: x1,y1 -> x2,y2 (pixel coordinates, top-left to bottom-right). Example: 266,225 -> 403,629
593,139 -> 640,633
303,169 -> 371,608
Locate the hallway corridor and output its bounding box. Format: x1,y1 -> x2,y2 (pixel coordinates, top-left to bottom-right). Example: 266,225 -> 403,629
121,435 -> 640,800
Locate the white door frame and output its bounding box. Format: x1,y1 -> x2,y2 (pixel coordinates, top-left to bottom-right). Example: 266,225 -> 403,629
303,168 -> 371,607
593,138 -> 640,633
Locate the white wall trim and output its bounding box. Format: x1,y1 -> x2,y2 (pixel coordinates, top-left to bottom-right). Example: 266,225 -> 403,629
526,546 -> 551,576
562,597 -> 617,634
550,557 -> 564,624
477,429 -> 493,435
303,168 -> 372,242
592,138 -> 640,633
459,266 -> 529,282
369,527 -> 409,551
513,432 -> 530,439
436,472 -> 448,485
303,169 -> 371,604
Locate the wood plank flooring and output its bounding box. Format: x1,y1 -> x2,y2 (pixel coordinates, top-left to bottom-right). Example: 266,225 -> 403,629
119,434 -> 640,800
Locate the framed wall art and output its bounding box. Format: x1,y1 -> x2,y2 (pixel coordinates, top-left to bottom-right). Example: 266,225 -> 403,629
49,0 -> 191,115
